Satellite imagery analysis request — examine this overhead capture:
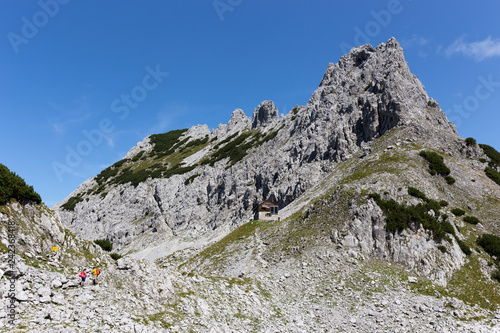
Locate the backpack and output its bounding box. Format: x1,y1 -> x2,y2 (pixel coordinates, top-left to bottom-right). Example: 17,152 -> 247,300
79,271 -> 85,278
95,268 -> 100,276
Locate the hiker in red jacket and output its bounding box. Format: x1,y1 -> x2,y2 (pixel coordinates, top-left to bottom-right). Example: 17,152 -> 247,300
79,269 -> 87,287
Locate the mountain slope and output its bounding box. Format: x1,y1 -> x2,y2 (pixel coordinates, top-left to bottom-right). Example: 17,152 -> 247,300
55,38 -> 461,258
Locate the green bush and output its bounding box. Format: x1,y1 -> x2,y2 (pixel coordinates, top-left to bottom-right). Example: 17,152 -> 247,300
180,136 -> 209,152
463,216 -> 481,225
213,132 -> 239,150
465,137 -> 477,146
206,131 -> 259,166
439,200 -> 449,207
492,269 -> 500,283
408,187 -> 427,201
457,240 -> 472,256
61,195 -> 84,211
131,151 -> 144,161
163,164 -> 197,178
94,166 -> 119,185
419,151 -> 450,176
369,190 -> 452,240
184,174 -> 200,185
479,144 -> 500,167
441,220 -> 456,236
110,253 -> 122,260
112,168 -> 150,187
451,208 -> 466,216
477,234 -> 500,257
485,167 -> 500,186
445,176 -> 456,185
149,129 -> 188,158
437,245 -> 447,253
112,159 -> 129,169
94,239 -> 113,252
0,163 -> 42,205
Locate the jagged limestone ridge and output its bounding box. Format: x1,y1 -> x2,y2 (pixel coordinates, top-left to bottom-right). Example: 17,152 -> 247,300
55,38 -> 470,259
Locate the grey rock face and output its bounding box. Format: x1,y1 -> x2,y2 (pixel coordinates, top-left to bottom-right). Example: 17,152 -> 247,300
0,203 -> 65,264
251,100 -> 279,129
228,108 -> 251,133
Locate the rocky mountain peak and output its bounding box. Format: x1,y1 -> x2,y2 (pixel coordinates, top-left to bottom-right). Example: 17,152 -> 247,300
56,38 -> 469,260
227,108 -> 251,132
306,37 -> 456,150
251,100 -> 279,129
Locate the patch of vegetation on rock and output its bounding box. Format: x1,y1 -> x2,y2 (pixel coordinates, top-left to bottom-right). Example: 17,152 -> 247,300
149,129 -> 189,158
439,200 -> 449,207
463,216 -> 481,225
61,194 -> 84,211
445,176 -> 456,185
203,127 -> 283,167
94,238 -> 113,252
477,234 -> 500,257
369,188 -> 454,240
485,167 -> 500,186
184,174 -> 200,185
451,208 -> 466,216
0,163 -> 42,205
110,253 -> 122,260
437,245 -> 447,253
479,144 -> 500,167
465,137 -> 477,146
457,239 -> 472,256
419,150 -> 450,176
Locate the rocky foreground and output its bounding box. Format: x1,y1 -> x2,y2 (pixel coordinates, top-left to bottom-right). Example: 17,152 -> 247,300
1,244 -> 499,332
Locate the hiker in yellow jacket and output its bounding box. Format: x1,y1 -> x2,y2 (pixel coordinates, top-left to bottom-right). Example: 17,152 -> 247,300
92,267 -> 100,285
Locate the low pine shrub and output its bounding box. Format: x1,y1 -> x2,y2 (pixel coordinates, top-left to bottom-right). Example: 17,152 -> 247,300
457,240 -> 472,256
369,189 -> 452,240
94,239 -> 113,252
479,144 -> 500,167
184,174 -> 200,185
439,200 -> 449,207
485,167 -> 500,186
477,234 -> 500,257
465,137 -> 477,146
463,216 -> 481,225
451,208 -> 466,216
445,176 -> 456,185
61,195 -> 84,211
408,187 -> 427,201
110,253 -> 122,260
492,269 -> 500,283
419,151 -> 451,176
149,129 -> 188,157
0,163 -> 42,205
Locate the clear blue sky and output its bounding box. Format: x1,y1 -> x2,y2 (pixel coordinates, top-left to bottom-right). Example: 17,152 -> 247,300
1,0 -> 499,207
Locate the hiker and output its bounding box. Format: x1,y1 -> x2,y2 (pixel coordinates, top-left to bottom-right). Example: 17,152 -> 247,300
92,267 -> 100,285
79,269 -> 87,287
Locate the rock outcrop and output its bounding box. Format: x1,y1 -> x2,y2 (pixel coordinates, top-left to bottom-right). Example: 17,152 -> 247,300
251,100 -> 279,129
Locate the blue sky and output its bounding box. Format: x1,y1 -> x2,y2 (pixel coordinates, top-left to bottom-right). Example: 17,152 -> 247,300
1,0 -> 500,207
